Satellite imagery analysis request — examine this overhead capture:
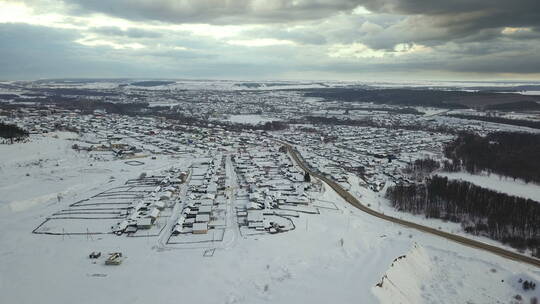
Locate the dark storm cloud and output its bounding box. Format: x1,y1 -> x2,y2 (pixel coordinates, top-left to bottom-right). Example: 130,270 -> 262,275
61,0 -> 540,49
63,0 -> 540,31
359,0 -> 540,40
348,0 -> 540,51
319,39 -> 540,75
65,0 -> 359,24
91,26 -> 162,38
2,1 -> 540,79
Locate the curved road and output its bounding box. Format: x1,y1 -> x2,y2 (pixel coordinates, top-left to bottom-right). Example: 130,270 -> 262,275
284,144 -> 540,268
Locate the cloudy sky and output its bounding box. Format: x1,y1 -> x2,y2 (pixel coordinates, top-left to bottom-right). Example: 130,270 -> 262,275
1,0 -> 539,81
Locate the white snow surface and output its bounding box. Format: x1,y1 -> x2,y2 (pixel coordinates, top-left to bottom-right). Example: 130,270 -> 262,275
437,171 -> 540,202
0,134 -> 539,304
347,173 -> 540,257
226,114 -> 280,125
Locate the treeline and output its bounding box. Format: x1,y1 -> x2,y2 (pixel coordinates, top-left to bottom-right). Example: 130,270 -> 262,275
300,115 -> 456,134
386,176 -> 540,256
325,106 -> 425,115
301,87 -> 540,108
485,101 -> 540,111
235,120 -> 288,131
38,87 -> 117,97
448,114 -> 540,129
299,87 -> 540,109
0,122 -> 29,143
53,99 -> 150,115
303,88 -> 468,108
444,132 -> 540,183
404,158 -> 440,179
0,93 -> 150,116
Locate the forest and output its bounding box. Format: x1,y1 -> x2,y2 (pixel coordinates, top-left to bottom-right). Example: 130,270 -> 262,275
485,101 -> 540,111
386,176 -> 540,256
325,106 -> 425,115
302,88 -> 468,108
444,132 -> 540,183
299,87 -> 539,108
403,158 -> 440,181
448,114 -> 540,129
0,122 -> 29,143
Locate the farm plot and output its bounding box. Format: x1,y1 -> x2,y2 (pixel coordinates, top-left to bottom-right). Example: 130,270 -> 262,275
33,172 -> 182,236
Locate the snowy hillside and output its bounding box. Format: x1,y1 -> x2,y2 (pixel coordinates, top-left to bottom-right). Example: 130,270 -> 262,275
0,132 -> 539,304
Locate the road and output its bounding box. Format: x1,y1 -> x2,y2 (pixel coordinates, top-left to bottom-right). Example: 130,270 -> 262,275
219,154 -> 239,250
284,143 -> 540,268
156,168 -> 192,249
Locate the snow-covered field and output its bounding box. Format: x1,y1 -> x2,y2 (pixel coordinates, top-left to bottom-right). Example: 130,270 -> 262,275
437,171 -> 540,202
346,173 -> 540,258
518,91 -> 540,96
225,114 -> 280,125
1,134 -> 539,304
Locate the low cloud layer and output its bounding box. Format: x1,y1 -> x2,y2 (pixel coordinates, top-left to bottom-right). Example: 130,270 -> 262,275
1,0 -> 539,80
66,0 -> 360,24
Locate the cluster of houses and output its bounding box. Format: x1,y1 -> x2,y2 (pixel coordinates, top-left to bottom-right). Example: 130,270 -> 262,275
233,145 -> 319,234
276,125 -> 454,191
1,105 -> 248,162
172,156 -> 228,236
112,171 -> 185,235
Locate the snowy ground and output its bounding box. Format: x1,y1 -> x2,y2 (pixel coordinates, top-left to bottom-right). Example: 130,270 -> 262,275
225,114 -> 281,125
1,134 -> 539,304
437,171 -> 540,202
346,173 -> 540,258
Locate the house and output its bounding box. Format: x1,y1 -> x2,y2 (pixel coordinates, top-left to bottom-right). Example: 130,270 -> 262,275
110,142 -> 129,150
198,205 -> 212,214
192,222 -> 209,234
148,208 -> 160,222
112,220 -> 129,234
152,200 -> 166,210
207,182 -> 218,194
159,191 -> 173,200
125,225 -> 138,234
136,217 -> 153,229
199,199 -> 214,206
195,214 -> 210,223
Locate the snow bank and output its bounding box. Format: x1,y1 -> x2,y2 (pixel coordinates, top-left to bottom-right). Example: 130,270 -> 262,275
372,243 -> 432,304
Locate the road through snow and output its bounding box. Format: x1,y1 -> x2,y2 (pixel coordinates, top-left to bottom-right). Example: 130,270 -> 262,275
285,143 -> 540,268
219,154 -> 239,250
156,167 -> 192,250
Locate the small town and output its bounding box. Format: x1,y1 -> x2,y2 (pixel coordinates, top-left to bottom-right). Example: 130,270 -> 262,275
2,0 -> 540,299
